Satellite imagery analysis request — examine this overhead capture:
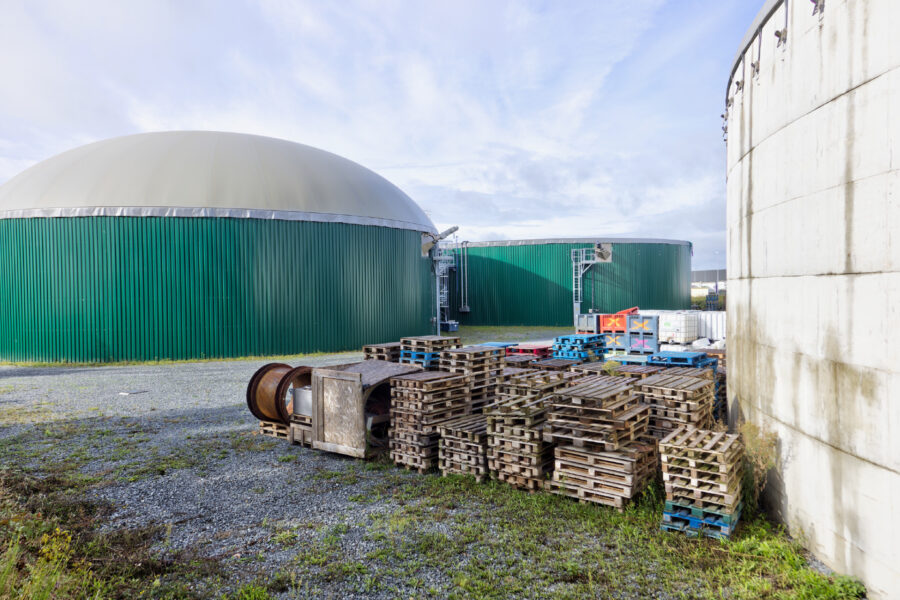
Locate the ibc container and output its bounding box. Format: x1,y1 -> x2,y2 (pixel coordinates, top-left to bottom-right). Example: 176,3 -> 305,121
658,312 -> 699,344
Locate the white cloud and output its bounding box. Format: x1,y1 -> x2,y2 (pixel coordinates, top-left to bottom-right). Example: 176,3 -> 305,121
0,0 -> 758,268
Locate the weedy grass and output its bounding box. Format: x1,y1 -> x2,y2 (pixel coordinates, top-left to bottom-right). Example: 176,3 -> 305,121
0,467 -> 222,599
456,326 -> 573,346
297,472 -> 867,599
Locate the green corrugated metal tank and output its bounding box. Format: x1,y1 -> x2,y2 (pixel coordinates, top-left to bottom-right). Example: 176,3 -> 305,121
445,238 -> 691,327
0,131 -> 436,363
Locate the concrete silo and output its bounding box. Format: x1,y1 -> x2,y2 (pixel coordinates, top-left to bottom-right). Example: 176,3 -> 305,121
0,131 -> 436,362
725,0 -> 899,596
446,238 -> 692,327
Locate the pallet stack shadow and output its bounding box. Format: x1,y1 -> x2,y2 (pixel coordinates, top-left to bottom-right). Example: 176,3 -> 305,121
399,335 -> 461,370
543,375 -> 656,510
363,342 -> 402,362
484,371 -> 582,490
389,371 -> 470,472
714,366 -> 727,422
636,371 -> 716,439
552,333 -> 605,362
438,415 -> 489,481
439,345 -> 505,411
659,427 -> 743,539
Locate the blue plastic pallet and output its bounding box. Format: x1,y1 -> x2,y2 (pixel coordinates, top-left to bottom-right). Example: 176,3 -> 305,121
696,358 -> 718,370
660,521 -> 733,540
553,343 -> 605,352
554,349 -> 603,360
661,505 -> 742,539
554,334 -> 605,345
400,350 -> 440,360
647,351 -> 708,367
664,500 -> 743,524
611,354 -> 650,365
482,342 -> 517,348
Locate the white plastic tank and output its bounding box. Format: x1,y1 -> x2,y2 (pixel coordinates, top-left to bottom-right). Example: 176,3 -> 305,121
725,1 -> 899,596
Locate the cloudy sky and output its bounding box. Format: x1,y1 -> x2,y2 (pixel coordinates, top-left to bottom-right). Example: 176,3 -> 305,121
0,1 -> 759,268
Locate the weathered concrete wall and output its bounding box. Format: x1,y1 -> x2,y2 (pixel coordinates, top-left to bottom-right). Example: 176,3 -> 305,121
725,0 -> 900,597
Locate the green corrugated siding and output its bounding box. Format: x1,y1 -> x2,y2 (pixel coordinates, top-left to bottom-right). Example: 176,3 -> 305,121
448,242 -> 691,326
0,217 -> 433,363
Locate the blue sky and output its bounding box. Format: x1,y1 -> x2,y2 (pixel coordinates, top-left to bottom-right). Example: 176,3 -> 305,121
0,1 -> 760,268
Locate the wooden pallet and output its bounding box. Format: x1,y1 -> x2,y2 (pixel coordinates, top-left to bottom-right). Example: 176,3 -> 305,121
544,479 -> 627,510
259,420 -> 290,441
658,427 -> 742,465
495,470 -> 546,491
438,414 -> 488,441
664,366 -> 715,380
400,335 -> 461,351
504,355 -> 538,366
637,374 -> 715,400
363,342 -> 402,362
391,371 -> 470,392
532,358 -> 582,371
664,481 -> 741,511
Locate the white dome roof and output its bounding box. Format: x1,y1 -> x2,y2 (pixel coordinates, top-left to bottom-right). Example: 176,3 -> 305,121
0,131 -> 435,233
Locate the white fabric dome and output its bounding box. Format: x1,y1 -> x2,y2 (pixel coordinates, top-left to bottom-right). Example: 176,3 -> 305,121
0,131 -> 435,233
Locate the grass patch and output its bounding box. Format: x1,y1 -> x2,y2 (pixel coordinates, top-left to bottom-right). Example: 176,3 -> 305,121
0,467 -> 222,599
303,473 -> 866,599
456,325 -> 573,346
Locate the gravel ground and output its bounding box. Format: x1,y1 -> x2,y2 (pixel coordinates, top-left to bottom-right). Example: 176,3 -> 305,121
0,335 -> 850,599
0,352 -> 445,597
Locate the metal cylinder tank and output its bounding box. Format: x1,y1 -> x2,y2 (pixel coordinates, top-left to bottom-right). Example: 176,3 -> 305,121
725,1 -> 899,596
0,132 -> 436,362
446,238 -> 692,327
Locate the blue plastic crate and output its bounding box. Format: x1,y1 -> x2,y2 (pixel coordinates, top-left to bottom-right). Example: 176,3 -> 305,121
627,314 -> 659,336
601,332 -> 630,350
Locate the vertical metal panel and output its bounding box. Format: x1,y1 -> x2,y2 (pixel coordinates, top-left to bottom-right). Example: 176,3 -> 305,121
448,242 -> 691,326
0,217 -> 433,363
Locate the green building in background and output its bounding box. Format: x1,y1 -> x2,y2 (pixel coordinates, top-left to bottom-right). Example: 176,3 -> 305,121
0,131 -> 436,363
445,238 -> 691,327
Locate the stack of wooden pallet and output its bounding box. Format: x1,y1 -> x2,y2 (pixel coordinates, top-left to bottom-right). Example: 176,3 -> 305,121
389,371 -> 471,472
439,345 -> 505,411
504,354 -> 538,366
532,358 -> 581,371
363,342 -> 402,362
543,375 -> 656,510
636,373 -> 715,439
438,414 -> 489,481
659,427 -> 743,538
614,364 -> 665,380
399,335 -> 461,370
485,371 -> 582,490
